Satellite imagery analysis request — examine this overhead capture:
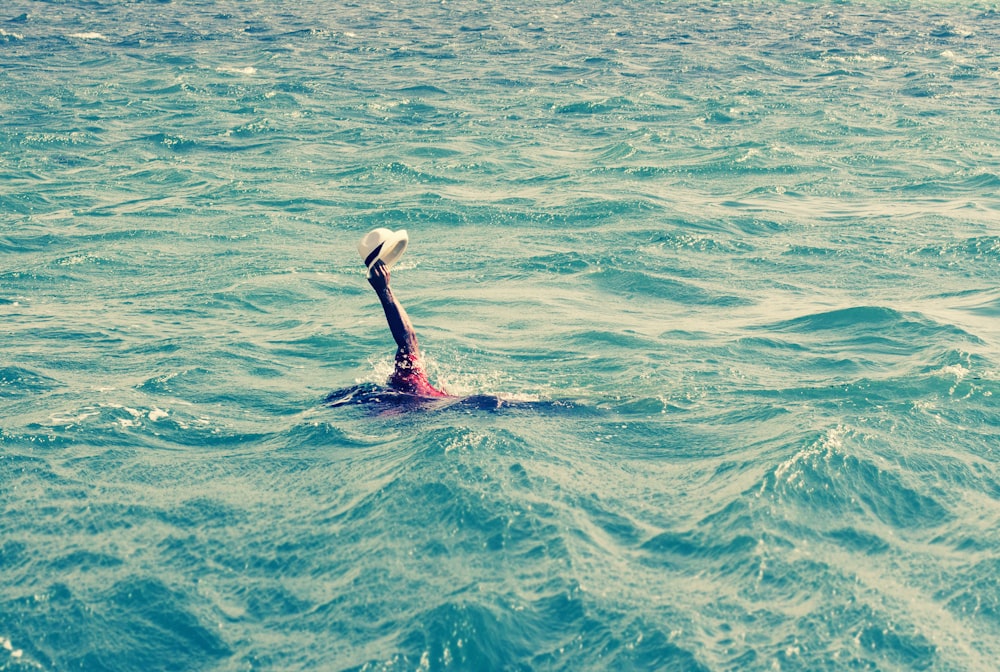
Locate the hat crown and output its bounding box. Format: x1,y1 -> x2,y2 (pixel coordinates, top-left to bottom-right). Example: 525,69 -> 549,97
357,228 -> 409,275
357,228 -> 393,258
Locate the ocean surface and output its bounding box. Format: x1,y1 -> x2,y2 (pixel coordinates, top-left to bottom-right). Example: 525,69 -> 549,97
2,0 -> 999,670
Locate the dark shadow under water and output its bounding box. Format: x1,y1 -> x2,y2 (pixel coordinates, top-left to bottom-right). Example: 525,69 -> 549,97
323,383 -> 592,416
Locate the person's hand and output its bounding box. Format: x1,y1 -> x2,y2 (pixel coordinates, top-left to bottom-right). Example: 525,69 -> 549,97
367,259 -> 390,292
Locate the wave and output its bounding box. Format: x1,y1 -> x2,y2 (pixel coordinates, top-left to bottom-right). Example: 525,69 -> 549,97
760,306 -> 983,364
591,267 -> 750,306
392,84 -> 450,96
0,366 -> 63,397
553,96 -> 638,115
1,579 -> 231,671
352,595 -> 707,671
915,235 -> 1000,262
885,172 -> 1000,195
625,423 -> 962,669
760,427 -> 951,530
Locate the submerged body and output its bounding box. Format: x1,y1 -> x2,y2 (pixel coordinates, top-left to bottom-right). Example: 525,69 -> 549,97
323,382 -> 581,415
389,351 -> 448,398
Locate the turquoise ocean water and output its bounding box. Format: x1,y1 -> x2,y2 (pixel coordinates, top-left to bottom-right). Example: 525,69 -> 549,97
3,0 -> 1000,669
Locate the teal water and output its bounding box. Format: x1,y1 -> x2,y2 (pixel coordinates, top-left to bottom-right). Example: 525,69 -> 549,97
2,0 -> 1000,669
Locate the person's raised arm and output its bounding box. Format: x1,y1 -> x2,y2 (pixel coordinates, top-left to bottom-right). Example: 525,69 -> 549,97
367,260 -> 419,356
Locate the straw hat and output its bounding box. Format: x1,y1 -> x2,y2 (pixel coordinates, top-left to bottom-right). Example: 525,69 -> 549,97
357,228 -> 408,276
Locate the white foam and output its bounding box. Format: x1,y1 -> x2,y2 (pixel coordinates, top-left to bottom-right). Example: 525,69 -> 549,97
2,637 -> 22,659
939,364 -> 968,380
771,426 -> 845,486
825,53 -> 888,65
68,32 -> 108,40
57,255 -> 91,266
148,408 -> 169,422
49,409 -> 100,426
216,65 -> 258,75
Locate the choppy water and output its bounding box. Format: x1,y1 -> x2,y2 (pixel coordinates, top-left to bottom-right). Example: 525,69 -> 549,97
3,0 -> 1000,670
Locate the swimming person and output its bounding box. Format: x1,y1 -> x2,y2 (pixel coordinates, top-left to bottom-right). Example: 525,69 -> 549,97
358,228 -> 450,398
328,228 -> 576,413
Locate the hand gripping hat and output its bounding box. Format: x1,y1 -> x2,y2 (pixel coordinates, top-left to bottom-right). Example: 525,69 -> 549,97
357,228 -> 408,276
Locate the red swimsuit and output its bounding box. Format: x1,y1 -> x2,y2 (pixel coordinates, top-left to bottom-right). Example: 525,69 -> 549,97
388,352 -> 449,397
